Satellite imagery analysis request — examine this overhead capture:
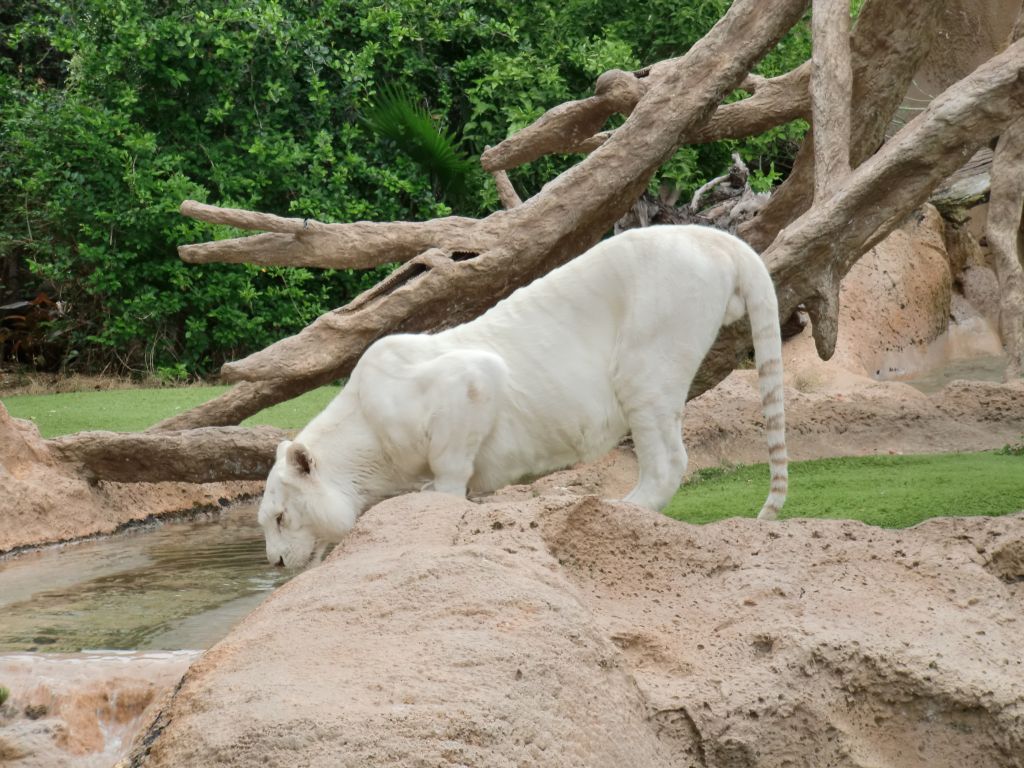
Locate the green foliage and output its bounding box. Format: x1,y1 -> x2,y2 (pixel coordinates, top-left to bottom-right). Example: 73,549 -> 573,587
1,0 -> 812,376
665,453 -> 1024,527
0,685 -> 9,706
362,83 -> 478,210
997,437 -> 1024,456
749,162 -> 783,193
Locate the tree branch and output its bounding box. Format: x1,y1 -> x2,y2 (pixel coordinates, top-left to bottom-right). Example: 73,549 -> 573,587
490,62 -> 812,165
178,200 -> 486,269
741,0 -> 946,251
811,0 -> 852,200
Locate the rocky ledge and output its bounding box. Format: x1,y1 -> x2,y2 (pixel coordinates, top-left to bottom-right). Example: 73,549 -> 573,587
126,492 -> 1023,767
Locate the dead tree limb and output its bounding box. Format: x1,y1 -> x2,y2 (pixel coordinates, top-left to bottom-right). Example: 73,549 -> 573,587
479,68 -> 647,172
987,116 -> 1024,379
803,0 -> 853,356
49,426 -> 288,483
152,0 -> 812,432
484,63 -> 811,170
490,168 -> 523,209
177,200 -> 486,269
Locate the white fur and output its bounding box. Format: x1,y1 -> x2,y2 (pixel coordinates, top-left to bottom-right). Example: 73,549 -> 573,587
259,225 -> 788,567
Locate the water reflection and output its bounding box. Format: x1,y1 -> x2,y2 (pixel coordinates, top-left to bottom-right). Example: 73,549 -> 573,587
0,504 -> 290,652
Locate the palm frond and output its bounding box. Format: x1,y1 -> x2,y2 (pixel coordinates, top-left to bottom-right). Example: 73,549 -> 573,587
362,83 -> 476,204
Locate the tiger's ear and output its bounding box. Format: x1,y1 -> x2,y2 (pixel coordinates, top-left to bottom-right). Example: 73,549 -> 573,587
286,441 -> 314,476
275,439 -> 292,464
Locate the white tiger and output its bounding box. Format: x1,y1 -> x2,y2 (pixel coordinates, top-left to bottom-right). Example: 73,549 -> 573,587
259,225 -> 788,567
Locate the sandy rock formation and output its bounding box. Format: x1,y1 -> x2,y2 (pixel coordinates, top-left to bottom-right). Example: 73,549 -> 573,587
961,265 -> 1004,327
0,402 -> 260,554
0,651 -> 199,768
778,203 -> 1008,392
684,373 -> 1024,469
127,492 -> 1024,767
832,207 -> 952,376
0,403 -> 109,551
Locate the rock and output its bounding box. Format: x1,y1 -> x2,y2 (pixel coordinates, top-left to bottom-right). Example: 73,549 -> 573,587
830,205 -> 953,376
127,492 -> 1024,767
943,220 -> 988,278
960,265 -> 1002,328
0,401 -> 261,554
0,402 -> 107,551
0,651 -> 198,768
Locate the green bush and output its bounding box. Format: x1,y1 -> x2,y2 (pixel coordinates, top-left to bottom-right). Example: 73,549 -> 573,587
1,0 -> 810,376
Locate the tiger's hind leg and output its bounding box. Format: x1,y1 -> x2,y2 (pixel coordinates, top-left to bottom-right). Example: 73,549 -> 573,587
622,406 -> 687,511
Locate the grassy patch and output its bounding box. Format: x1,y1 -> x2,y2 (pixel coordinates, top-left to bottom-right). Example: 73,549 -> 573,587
2,386 -> 341,437
665,452 -> 1024,528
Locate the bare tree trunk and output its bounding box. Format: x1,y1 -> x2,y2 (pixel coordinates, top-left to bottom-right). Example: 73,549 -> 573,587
987,12 -> 1024,381
740,0 -> 947,252
803,0 -> 854,358
987,118 -> 1024,380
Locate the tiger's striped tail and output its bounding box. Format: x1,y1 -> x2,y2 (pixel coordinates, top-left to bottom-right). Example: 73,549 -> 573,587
737,248 -> 788,520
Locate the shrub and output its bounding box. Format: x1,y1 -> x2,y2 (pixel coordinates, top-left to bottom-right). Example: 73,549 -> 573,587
1,0 -> 809,376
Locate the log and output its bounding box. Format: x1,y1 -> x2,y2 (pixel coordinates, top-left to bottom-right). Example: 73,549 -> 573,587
49,426 -> 289,483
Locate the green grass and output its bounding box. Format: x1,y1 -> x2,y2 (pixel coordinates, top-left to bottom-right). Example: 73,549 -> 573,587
2,386 -> 341,437
665,452 -> 1024,528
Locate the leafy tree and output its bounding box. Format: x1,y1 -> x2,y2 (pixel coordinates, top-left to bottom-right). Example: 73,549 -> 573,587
0,0 -> 809,376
